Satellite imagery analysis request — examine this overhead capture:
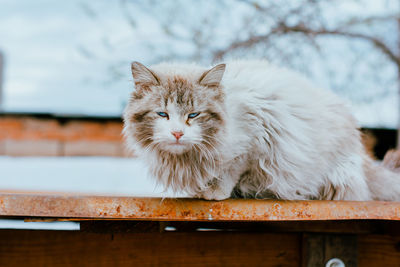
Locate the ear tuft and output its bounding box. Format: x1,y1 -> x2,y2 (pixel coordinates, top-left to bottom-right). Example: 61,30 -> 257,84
131,61 -> 160,86
198,64 -> 226,87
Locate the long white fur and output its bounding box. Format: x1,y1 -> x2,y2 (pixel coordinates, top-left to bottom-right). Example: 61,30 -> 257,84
212,60 -> 369,200
125,60 -> 400,201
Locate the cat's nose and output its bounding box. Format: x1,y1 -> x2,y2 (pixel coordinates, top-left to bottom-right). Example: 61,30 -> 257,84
171,131 -> 184,140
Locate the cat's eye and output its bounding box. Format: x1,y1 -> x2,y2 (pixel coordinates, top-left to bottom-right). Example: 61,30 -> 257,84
157,112 -> 169,118
188,112 -> 200,119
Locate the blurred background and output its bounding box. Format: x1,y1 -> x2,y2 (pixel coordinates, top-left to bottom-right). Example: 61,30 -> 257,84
0,0 -> 399,196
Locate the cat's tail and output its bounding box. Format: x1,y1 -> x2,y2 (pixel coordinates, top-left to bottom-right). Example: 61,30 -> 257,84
365,149 -> 400,201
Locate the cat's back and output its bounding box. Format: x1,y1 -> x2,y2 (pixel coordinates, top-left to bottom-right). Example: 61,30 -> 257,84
221,60 -> 357,152
222,60 -> 326,96
222,59 -> 346,113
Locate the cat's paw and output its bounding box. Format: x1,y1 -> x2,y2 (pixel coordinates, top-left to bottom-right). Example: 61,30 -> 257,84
199,187 -> 231,201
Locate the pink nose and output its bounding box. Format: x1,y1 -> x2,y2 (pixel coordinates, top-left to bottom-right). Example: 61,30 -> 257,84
171,131 -> 184,140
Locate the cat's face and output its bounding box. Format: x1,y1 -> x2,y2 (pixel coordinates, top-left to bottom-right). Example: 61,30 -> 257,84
124,62 -> 226,155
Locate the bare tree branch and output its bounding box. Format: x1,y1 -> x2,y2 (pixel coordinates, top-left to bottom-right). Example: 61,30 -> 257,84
339,14 -> 400,28
213,23 -> 400,69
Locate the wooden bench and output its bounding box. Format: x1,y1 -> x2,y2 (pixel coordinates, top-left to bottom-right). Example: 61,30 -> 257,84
1,192 -> 399,266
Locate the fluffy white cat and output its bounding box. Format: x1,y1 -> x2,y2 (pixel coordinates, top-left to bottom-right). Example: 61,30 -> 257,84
123,60 -> 400,201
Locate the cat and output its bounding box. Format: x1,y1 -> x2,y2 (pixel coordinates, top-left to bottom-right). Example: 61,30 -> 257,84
123,60 -> 400,201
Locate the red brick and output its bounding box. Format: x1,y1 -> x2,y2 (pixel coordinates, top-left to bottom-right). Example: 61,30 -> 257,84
4,139 -> 60,156
63,141 -> 123,157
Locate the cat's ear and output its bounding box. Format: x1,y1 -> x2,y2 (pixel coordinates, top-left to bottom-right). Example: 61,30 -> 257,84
131,61 -> 160,86
198,64 -> 226,87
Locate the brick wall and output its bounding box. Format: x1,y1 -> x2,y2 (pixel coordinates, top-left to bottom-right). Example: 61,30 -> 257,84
0,113 -> 129,157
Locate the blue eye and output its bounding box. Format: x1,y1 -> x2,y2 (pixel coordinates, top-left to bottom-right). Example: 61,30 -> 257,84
188,112 -> 200,119
157,112 -> 169,118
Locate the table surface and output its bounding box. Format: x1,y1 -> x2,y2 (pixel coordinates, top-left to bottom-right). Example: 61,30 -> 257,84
1,192 -> 400,221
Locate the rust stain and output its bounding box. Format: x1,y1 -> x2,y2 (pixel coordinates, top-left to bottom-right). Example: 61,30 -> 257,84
0,192 -> 400,221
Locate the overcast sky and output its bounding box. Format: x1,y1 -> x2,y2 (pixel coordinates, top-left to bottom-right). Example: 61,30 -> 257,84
0,0 -> 399,127
0,0 -> 154,115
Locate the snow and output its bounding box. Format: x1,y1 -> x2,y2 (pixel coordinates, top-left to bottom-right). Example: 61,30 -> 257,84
0,219 -> 80,231
0,156 -> 187,230
0,156 -> 182,197
351,96 -> 399,128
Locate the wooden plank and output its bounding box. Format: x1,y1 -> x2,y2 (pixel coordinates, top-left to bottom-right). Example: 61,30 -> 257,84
80,221 -> 164,233
302,234 -> 357,267
0,230 -> 300,267
79,220 -> 400,235
358,234 -> 400,266
1,229 -> 399,266
1,192 -> 400,221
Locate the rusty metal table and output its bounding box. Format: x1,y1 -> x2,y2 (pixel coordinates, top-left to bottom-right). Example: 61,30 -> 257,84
0,192 -> 399,266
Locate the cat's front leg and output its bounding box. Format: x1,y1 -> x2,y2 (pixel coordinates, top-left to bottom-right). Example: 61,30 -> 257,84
198,177 -> 237,200
196,155 -> 248,200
